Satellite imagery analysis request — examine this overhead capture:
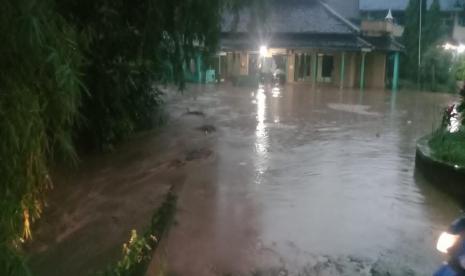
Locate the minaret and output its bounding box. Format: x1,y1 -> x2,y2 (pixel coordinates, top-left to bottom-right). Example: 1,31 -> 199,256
385,9 -> 394,23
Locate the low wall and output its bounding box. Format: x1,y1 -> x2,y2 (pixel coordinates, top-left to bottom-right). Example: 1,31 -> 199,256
415,135 -> 465,201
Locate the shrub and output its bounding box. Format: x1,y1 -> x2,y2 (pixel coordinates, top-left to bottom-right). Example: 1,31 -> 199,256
0,0 -> 84,265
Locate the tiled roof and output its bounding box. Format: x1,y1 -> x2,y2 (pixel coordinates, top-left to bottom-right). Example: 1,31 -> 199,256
220,0 -> 405,53
362,36 -> 405,52
220,33 -> 372,51
222,0 -> 358,34
359,0 -> 463,12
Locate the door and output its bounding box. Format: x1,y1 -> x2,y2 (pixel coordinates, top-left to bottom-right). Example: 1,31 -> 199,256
248,53 -> 259,77
294,53 -> 312,81
318,54 -> 333,83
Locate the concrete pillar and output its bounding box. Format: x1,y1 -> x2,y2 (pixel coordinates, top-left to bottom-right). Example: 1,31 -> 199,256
392,52 -> 400,91
196,54 -> 202,83
239,52 -> 248,75
360,52 -> 366,90
312,52 -> 317,85
340,52 -> 346,89
287,53 -> 295,82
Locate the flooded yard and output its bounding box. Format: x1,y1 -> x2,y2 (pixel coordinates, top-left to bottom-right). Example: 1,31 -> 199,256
29,83 -> 463,275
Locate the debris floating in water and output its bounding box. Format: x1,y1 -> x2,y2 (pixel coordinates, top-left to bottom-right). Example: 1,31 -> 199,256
183,109 -> 206,117
196,124 -> 216,134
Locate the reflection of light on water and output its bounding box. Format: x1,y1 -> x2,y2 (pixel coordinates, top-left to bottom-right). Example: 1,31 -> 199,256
254,86 -> 268,179
256,88 -> 266,149
448,105 -> 461,133
271,87 -> 281,98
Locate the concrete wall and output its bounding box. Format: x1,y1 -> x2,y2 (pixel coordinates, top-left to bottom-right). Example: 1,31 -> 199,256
332,52 -> 355,87
224,49 -> 387,89
332,53 -> 341,86
287,53 -> 296,83
226,52 -> 247,77
349,52 -> 386,89
365,51 -> 386,89
342,52 -> 358,88
226,53 -> 234,78
240,52 -> 248,75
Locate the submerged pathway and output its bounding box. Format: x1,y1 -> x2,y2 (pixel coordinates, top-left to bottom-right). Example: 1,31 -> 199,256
148,84 -> 462,276
28,84 -> 462,275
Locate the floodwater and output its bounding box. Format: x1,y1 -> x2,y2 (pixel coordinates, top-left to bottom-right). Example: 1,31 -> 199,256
148,84 -> 463,276
27,83 -> 463,276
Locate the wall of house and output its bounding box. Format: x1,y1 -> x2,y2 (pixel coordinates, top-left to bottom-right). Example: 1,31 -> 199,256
225,52 -> 247,77
331,52 -> 359,88
351,51 -> 387,89
345,52 -> 358,88
287,53 -> 296,82
226,53 -> 234,78
332,53 -> 341,86
240,52 -> 248,75
224,50 -> 386,89
365,51 -> 386,88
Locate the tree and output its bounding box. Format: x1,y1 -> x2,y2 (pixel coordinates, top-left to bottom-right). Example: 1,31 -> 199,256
423,0 -> 445,46
420,0 -> 451,90
0,0 -> 84,273
56,0 -> 229,150
401,0 -> 427,81
0,0 -> 260,275
421,46 -> 454,91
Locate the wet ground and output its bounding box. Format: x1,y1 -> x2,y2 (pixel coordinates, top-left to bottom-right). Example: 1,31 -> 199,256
28,83 -> 463,275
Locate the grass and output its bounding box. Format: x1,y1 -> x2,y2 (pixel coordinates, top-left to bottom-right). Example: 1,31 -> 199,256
99,191 -> 177,276
428,129 -> 465,166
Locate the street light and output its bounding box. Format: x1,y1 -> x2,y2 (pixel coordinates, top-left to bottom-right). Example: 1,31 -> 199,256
259,45 -> 268,57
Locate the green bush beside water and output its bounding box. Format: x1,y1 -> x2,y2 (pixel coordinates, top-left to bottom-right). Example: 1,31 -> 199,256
429,129 -> 465,166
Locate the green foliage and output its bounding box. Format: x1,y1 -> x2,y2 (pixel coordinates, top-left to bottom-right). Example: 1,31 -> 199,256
429,129 -> 465,165
423,0 -> 445,47
0,0 -> 256,275
57,0 -> 229,150
453,55 -> 465,81
420,46 -> 455,91
100,192 -> 176,276
402,0 -> 451,90
0,0 -> 84,266
102,230 -> 154,276
430,86 -> 465,165
401,0 -> 426,80
0,245 -> 31,276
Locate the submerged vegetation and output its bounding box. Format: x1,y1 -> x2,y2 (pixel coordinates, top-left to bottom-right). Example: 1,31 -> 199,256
0,0 -> 262,275
429,130 -> 465,165
100,192 -> 176,276
428,88 -> 465,165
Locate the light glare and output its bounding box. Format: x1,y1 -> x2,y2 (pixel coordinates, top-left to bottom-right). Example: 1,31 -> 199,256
442,42 -> 465,54
260,45 -> 268,57
437,232 -> 459,253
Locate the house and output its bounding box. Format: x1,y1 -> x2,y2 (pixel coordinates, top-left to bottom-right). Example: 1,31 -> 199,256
217,0 -> 403,90
359,0 -> 465,43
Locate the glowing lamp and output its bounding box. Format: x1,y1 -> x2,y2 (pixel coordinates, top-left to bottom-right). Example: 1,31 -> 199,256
259,45 -> 268,57
437,232 -> 459,253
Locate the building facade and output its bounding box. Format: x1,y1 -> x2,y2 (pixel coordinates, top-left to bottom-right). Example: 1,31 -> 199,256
360,0 -> 465,43
218,0 -> 403,90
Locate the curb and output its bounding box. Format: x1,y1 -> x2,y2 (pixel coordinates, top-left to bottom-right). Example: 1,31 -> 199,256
415,135 -> 465,201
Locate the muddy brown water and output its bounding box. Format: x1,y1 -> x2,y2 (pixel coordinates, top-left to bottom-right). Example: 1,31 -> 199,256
28,84 -> 462,276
